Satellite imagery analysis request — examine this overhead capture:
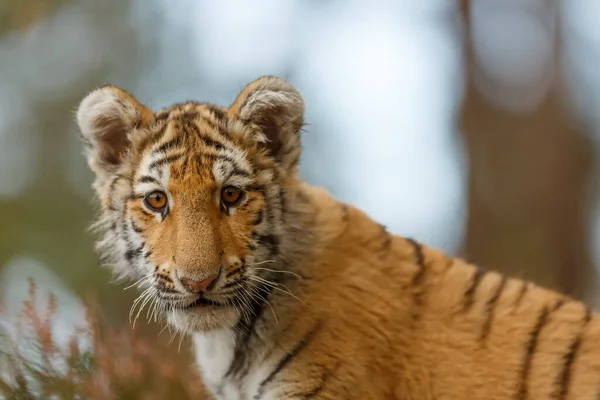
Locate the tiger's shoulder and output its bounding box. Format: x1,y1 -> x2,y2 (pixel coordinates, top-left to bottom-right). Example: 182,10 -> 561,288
290,191 -> 600,399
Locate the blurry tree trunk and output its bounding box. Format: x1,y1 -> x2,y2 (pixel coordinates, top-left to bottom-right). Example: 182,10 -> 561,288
458,0 -> 596,302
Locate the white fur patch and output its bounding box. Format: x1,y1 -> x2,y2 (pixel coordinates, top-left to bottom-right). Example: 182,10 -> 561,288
238,90 -> 302,122
212,156 -> 253,188
76,87 -> 141,142
192,330 -> 277,400
76,88 -> 121,140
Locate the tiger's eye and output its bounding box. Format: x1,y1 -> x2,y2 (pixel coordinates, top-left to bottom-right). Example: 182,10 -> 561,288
221,186 -> 243,207
144,191 -> 168,212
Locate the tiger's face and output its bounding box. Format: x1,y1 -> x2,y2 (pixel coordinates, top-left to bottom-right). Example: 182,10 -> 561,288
76,77 -> 304,332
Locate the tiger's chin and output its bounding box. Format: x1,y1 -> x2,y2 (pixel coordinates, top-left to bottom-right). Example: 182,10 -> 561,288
166,304 -> 239,333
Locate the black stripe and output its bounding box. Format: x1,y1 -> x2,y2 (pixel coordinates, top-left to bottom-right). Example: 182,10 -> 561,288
480,276 -> 508,341
154,135 -> 184,154
154,111 -> 169,121
254,322 -> 322,399
193,153 -> 251,177
200,135 -> 226,151
552,308 -> 591,399
513,281 -> 529,311
184,119 -> 227,150
247,184 -> 267,195
155,274 -> 173,285
137,123 -> 168,153
148,153 -> 185,170
252,210 -> 264,226
138,175 -> 159,184
405,237 -> 424,268
230,166 -> 251,178
291,366 -> 334,399
279,187 -> 286,217
517,306 -> 550,400
552,297 -> 566,312
107,175 -> 127,210
206,105 -> 227,122
257,234 -> 280,255
223,278 -> 278,380
182,111 -> 199,119
406,238 -> 427,318
125,245 -> 143,262
462,267 -> 486,312
130,219 -> 143,233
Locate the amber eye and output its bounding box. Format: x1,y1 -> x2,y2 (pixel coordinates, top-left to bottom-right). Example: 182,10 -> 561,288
144,191 -> 168,212
221,186 -> 244,207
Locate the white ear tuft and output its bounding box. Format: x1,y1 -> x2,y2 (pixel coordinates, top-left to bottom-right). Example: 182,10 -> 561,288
228,76 -> 304,171
76,85 -> 153,177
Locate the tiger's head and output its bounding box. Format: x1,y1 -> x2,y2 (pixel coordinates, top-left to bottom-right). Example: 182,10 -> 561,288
76,76 -> 305,332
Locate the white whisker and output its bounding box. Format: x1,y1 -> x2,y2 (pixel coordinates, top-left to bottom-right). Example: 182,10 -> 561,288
248,275 -> 307,307
123,275 -> 153,291
250,267 -> 302,280
246,259 -> 276,267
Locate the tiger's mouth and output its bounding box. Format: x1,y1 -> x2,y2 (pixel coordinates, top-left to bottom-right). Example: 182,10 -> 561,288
185,296 -> 225,309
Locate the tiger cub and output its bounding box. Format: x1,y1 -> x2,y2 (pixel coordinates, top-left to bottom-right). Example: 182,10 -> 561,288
76,76 -> 600,399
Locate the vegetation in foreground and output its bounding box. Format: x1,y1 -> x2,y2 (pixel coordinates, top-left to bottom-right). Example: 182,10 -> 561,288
0,282 -> 207,399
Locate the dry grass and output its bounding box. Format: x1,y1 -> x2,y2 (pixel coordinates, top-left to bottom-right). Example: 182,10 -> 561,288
0,281 -> 208,399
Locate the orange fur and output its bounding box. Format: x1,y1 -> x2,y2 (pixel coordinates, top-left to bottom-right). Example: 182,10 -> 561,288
76,76 -> 600,399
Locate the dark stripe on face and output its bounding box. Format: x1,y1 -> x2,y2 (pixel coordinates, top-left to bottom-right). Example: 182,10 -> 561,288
107,174 -> 128,211
130,219 -> 143,233
138,175 -> 159,184
125,245 -> 143,262
137,122 -> 169,153
193,153 -> 252,178
206,105 -> 227,122
154,135 -> 184,154
251,210 -> 264,226
148,152 -> 186,170
247,184 -> 266,194
221,279 -> 243,290
183,119 -> 228,150
254,322 -> 323,398
257,234 -> 279,256
154,111 -> 169,121
479,276 -> 508,341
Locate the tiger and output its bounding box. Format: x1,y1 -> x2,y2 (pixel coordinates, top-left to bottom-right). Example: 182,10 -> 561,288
75,75 -> 600,400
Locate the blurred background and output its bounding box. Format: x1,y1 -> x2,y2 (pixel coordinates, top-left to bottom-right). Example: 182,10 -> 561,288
2,0 -> 600,392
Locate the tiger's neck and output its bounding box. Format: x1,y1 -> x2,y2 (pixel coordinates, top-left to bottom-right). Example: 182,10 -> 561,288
191,183 -> 346,399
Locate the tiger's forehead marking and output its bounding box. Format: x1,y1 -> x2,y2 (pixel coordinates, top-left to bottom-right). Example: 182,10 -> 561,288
133,105 -> 254,195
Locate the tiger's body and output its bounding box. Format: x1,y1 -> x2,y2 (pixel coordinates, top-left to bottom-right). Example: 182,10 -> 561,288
76,76 -> 600,400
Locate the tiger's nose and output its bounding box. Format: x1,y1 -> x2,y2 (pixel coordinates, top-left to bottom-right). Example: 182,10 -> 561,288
180,273 -> 218,293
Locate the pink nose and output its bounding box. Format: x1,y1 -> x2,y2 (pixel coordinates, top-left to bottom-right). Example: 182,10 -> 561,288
180,274 -> 218,293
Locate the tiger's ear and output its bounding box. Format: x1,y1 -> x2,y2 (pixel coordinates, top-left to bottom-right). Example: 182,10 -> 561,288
228,76 -> 305,171
76,85 -> 153,178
